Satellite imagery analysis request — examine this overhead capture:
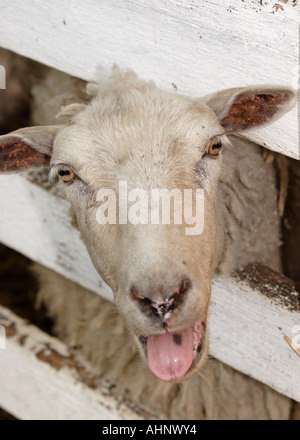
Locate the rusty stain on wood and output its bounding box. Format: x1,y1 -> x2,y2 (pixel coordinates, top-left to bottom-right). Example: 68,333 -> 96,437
36,345 -> 98,389
5,323 -> 16,337
36,346 -> 74,370
35,346 -> 157,418
18,334 -> 28,346
274,3 -> 284,12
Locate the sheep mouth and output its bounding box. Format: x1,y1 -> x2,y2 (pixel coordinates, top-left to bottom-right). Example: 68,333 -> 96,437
138,319 -> 206,382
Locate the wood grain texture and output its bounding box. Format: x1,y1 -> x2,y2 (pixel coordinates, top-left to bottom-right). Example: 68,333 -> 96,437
0,0 -> 299,158
0,174 -> 299,401
210,275 -> 300,402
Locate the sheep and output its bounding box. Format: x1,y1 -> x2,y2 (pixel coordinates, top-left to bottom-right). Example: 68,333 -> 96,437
0,67 -> 296,385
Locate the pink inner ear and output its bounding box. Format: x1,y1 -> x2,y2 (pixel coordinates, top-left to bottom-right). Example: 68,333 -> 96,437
0,141 -> 50,172
221,92 -> 290,133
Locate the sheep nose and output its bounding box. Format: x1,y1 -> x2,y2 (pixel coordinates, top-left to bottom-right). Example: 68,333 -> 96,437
130,277 -> 192,327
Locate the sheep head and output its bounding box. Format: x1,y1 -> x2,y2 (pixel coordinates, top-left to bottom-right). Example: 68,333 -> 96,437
0,69 -> 296,381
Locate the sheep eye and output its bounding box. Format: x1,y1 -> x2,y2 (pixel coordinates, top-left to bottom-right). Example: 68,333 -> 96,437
57,165 -> 75,183
206,136 -> 223,157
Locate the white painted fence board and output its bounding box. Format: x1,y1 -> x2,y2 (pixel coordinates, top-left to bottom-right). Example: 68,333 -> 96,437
210,276 -> 300,402
0,305 -> 149,420
0,174 -> 299,401
0,0 -> 299,158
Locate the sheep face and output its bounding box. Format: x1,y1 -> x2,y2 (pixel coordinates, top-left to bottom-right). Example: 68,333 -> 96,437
0,69 -> 296,381
51,77 -> 225,381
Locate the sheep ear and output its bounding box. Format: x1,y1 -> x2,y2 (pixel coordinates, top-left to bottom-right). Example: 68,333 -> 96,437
0,125 -> 61,173
202,86 -> 297,133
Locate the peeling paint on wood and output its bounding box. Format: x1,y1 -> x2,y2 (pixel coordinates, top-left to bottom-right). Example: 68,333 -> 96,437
236,262 -> 300,313
18,335 -> 27,346
36,346 -> 99,389
0,305 -> 158,420
5,323 -> 16,338
210,275 -> 300,401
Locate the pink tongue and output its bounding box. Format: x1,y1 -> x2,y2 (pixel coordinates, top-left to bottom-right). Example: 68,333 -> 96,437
147,327 -> 194,381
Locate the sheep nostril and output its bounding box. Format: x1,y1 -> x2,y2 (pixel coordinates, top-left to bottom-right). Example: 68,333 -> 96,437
151,306 -> 159,317
130,277 -> 192,320
179,277 -> 192,296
